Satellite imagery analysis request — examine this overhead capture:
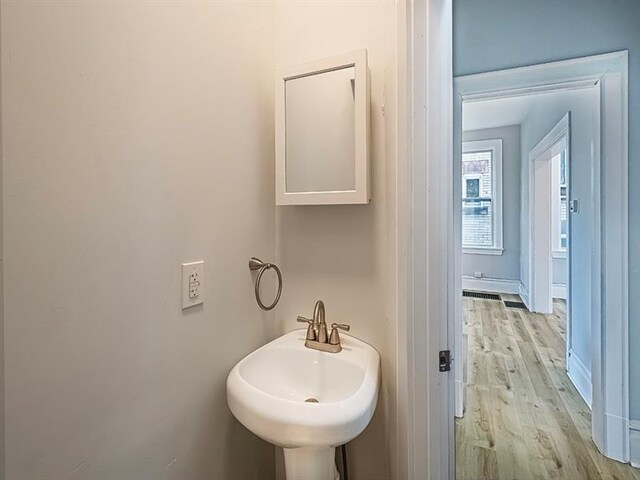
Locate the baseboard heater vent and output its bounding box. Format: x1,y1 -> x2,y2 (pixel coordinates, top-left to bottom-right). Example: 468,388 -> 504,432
504,301 -> 528,310
462,291 -> 501,300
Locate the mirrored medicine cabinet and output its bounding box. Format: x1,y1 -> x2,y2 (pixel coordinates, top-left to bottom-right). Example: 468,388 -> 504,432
275,50 -> 370,205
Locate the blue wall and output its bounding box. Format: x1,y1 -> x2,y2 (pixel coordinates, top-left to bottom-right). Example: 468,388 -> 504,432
462,125 -> 521,282
453,0 -> 640,419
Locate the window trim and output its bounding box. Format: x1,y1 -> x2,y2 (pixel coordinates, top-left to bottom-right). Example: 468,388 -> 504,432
461,138 -> 503,255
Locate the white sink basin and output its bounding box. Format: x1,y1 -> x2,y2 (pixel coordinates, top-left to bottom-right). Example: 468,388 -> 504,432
227,329 -> 380,479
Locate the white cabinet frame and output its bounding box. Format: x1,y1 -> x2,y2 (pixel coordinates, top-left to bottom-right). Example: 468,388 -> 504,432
275,50 -> 370,205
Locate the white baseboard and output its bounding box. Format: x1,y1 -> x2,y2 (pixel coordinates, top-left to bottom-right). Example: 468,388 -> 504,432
602,413 -> 630,463
519,283 -> 531,310
462,276 -> 520,294
630,420 -> 640,468
552,283 -> 567,299
567,349 -> 592,408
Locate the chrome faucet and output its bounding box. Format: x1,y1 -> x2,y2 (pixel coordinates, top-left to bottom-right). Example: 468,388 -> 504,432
297,300 -> 350,353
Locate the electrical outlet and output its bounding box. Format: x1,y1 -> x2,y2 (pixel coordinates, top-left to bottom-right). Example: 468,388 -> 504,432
188,271 -> 200,298
182,261 -> 204,309
474,271 -> 483,279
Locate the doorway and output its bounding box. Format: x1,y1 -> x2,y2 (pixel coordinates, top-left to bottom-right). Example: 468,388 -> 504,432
451,52 -> 630,478
399,3 -> 632,478
529,114 -> 570,316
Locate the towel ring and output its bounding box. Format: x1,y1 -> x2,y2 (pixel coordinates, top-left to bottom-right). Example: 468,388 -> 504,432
248,257 -> 283,311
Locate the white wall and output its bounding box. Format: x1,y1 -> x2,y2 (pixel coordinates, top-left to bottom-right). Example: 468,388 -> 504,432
274,1 -> 397,478
520,88 -> 595,377
553,257 -> 567,286
2,2 -> 276,478
462,125 -> 521,283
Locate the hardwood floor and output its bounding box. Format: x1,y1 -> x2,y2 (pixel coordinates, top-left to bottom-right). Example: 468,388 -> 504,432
455,294 -> 640,480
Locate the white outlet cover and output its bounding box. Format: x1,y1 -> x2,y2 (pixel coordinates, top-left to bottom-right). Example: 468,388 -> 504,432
182,261 -> 204,309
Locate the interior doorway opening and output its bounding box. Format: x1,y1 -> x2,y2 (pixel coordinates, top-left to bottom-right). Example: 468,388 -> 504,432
451,52 -> 630,479
529,114 -> 570,317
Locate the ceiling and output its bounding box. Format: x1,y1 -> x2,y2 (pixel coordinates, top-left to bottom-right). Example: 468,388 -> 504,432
463,95 -> 538,132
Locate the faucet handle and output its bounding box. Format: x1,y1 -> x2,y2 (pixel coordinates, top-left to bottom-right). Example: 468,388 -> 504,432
297,316 -> 316,341
329,323 -> 350,345
331,323 -> 350,331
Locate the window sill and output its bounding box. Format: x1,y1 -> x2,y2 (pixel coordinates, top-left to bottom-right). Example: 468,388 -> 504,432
552,250 -> 567,259
463,247 -> 504,256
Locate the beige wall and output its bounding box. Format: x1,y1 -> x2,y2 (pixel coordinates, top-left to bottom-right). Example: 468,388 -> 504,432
0,2 -> 4,473
1,2 -> 276,478
274,1 -> 398,478
2,1 -> 400,478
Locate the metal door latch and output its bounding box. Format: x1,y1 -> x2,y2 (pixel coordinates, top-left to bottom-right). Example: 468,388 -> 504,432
439,350 -> 451,372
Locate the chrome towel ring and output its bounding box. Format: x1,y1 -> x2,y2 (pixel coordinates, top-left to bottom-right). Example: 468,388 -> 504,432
248,257 -> 282,311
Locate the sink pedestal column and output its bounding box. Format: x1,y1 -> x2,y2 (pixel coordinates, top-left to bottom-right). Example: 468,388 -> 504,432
283,446 -> 339,480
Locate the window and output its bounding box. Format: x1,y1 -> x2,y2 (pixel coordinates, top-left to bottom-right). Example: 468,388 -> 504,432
462,139 -> 503,255
465,177 -> 480,198
552,149 -> 568,257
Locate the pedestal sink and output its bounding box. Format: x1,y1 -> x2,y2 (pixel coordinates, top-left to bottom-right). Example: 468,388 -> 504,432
227,329 -> 380,480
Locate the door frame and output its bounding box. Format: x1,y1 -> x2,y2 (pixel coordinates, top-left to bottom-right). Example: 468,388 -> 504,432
451,51 -> 629,464
529,113 -> 571,316
398,5 -> 629,477
396,1 -> 453,478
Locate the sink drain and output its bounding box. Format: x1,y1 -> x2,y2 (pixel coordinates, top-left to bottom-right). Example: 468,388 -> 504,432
305,397 -> 319,403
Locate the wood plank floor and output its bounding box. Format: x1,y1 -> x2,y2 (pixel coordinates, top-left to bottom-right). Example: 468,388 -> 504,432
456,294 -> 640,480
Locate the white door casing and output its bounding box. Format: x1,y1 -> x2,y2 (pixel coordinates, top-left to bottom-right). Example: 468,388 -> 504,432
529,116 -> 570,315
